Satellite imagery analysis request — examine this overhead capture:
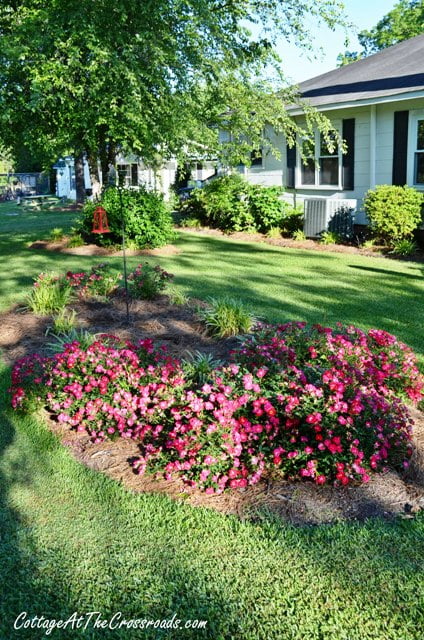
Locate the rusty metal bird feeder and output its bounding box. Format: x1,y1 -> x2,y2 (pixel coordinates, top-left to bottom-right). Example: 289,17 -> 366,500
92,206 -> 110,234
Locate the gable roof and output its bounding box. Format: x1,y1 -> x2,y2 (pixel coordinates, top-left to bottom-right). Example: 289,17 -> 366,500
298,33 -> 424,108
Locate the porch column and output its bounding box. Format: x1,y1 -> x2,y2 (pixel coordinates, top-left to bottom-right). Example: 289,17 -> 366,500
370,104 -> 377,188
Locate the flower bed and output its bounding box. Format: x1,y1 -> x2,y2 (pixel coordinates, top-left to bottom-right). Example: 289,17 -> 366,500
10,323 -> 424,494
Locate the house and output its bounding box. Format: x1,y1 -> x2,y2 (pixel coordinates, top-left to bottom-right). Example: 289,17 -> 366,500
54,153 -> 215,200
240,34 -> 424,228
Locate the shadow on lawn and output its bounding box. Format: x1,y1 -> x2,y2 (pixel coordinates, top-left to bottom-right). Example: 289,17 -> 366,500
348,264 -> 424,280
0,371 -> 237,640
0,377 -> 69,638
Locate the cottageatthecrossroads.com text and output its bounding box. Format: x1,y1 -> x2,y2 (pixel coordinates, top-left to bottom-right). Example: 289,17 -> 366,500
13,611 -> 208,635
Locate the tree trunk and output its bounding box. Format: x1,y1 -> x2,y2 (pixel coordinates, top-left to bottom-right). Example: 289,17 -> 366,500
87,153 -> 102,200
99,142 -> 117,186
74,153 -> 86,204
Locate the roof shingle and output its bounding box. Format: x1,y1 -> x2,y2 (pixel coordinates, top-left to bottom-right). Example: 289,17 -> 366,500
298,33 -> 424,107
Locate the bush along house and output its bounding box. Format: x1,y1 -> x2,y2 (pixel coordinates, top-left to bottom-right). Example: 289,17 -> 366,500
236,34 -> 424,237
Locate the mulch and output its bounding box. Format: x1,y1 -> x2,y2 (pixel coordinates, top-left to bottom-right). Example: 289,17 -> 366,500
28,239 -> 181,257
178,226 -> 424,262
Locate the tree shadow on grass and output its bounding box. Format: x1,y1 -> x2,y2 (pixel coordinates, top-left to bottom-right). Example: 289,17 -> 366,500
0,370 -> 241,640
348,264 -> 424,280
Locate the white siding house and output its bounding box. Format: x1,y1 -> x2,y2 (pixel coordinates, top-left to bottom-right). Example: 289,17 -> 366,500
54,154 -> 215,200
239,34 -> 424,228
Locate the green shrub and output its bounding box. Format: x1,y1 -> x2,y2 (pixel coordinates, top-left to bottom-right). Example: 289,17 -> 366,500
363,185 -> 424,245
178,175 -> 253,232
362,238 -> 377,250
183,216 -> 203,228
178,176 -> 302,235
391,238 -> 418,256
202,174 -> 254,232
67,233 -> 84,248
248,185 -> 285,232
50,227 -> 64,242
197,297 -> 256,337
178,190 -> 208,225
321,230 -> 343,245
292,229 -> 306,241
48,308 -> 78,335
78,186 -> 176,249
280,203 -> 304,236
266,227 -> 282,239
25,273 -> 71,315
128,262 -> 174,300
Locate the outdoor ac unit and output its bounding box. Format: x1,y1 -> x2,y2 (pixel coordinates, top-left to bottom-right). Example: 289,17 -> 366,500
303,198 -> 357,238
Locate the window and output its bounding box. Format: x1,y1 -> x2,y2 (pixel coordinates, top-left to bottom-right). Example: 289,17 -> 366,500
319,132 -> 339,185
250,149 -> 263,167
131,163 -> 138,186
298,128 -> 342,187
117,163 -> 139,187
300,139 -> 315,185
414,119 -> 424,185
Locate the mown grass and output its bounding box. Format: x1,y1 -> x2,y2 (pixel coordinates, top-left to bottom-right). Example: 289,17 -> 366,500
1,202 -> 423,361
0,202 -> 424,639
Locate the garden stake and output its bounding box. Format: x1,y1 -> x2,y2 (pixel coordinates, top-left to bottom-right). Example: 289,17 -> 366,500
105,167 -> 130,324
118,184 -> 130,324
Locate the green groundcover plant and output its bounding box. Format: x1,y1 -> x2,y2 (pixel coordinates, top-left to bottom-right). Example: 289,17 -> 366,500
10,322 -> 423,494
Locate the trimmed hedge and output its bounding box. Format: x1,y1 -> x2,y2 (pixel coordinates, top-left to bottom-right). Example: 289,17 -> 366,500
363,185 -> 424,245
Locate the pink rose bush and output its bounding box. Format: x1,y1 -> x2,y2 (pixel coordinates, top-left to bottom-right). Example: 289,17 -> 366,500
9,322 -> 424,493
65,263 -> 121,298
127,263 -> 174,299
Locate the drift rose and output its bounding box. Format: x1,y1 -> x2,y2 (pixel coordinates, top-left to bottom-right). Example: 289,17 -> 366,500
9,322 -> 422,492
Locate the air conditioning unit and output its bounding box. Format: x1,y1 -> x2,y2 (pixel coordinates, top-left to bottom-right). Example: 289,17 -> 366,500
304,198 -> 358,238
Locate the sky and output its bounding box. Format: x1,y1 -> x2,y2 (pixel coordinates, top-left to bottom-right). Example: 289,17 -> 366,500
274,0 -> 397,84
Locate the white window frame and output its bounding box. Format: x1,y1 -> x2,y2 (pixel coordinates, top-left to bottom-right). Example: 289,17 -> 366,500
408,110 -> 424,190
295,123 -> 343,190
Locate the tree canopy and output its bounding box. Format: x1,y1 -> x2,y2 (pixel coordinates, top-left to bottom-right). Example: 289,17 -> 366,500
0,0 -> 347,197
338,0 -> 424,65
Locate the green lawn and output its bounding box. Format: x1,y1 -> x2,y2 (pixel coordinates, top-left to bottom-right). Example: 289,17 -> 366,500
1,203 -> 424,639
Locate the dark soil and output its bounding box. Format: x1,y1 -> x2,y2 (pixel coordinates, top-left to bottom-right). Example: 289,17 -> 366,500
2,294 -> 424,525
28,239 -> 181,257
179,226 -> 424,262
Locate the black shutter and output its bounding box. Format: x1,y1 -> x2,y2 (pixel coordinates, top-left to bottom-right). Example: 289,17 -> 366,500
392,111 -> 409,185
286,144 -> 296,188
342,118 -> 355,190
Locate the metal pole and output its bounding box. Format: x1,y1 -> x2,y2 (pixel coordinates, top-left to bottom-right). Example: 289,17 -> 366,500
118,185 -> 130,324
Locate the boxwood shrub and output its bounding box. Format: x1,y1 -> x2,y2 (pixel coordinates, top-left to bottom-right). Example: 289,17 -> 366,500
363,185 -> 424,245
